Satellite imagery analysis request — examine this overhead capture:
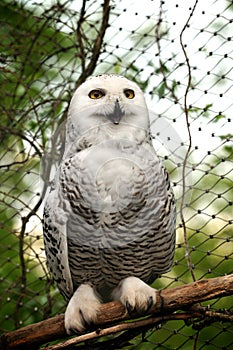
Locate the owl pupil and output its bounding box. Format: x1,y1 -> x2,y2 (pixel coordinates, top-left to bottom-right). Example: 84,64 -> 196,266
124,89 -> 134,99
94,93 -> 99,98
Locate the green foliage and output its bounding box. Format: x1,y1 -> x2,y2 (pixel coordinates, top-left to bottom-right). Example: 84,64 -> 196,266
0,0 -> 71,331
212,114 -> 227,123
125,64 -> 150,91
0,0 -> 74,147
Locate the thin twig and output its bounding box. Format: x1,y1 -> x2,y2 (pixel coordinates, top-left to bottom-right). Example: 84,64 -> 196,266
193,330 -> 200,350
0,126 -> 43,159
76,0 -> 87,73
179,0 -> 199,282
44,313 -> 203,350
75,0 -> 111,88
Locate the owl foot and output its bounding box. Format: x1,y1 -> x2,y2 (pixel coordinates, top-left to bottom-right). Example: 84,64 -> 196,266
112,276 -> 156,315
64,284 -> 101,334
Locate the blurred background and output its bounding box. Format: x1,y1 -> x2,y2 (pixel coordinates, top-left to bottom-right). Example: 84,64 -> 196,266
0,0 -> 232,348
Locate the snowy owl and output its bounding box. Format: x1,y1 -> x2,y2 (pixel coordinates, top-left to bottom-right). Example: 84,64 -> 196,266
43,74 -> 176,334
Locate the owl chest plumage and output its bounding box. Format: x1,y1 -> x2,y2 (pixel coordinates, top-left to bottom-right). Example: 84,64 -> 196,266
58,139 -> 175,293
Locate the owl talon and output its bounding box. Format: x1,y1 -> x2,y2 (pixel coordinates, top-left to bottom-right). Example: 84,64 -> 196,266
68,327 -> 78,335
126,300 -> 134,315
112,276 -> 157,315
79,309 -> 92,329
64,284 -> 101,334
147,295 -> 153,311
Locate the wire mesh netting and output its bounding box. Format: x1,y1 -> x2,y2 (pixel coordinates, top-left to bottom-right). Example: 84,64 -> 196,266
0,0 -> 233,348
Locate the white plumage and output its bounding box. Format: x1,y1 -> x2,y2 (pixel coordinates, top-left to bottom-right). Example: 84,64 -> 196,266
43,74 -> 176,334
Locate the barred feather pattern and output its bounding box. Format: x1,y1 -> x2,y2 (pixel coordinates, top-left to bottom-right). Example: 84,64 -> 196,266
43,136 -> 176,302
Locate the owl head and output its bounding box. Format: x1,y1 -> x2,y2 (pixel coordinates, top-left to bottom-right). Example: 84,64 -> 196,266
67,75 -> 150,135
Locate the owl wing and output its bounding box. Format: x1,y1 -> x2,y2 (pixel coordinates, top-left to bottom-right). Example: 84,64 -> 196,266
43,178 -> 73,301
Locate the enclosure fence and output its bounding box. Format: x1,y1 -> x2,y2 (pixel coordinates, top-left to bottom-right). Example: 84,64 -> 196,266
0,0 -> 232,349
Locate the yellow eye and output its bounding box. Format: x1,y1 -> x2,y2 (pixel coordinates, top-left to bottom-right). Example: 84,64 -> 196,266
88,89 -> 105,99
124,89 -> 135,99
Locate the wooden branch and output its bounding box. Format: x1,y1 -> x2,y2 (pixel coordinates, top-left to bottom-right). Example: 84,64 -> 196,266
75,0 -> 111,89
1,274 -> 233,350
45,312 -> 205,350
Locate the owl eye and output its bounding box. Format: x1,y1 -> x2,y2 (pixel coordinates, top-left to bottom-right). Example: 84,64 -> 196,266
88,89 -> 105,99
124,89 -> 135,99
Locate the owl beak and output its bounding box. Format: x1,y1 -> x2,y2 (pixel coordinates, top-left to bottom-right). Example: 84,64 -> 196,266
107,99 -> 125,124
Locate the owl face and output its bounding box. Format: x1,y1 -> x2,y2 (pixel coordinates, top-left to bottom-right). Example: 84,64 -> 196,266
68,75 -> 150,133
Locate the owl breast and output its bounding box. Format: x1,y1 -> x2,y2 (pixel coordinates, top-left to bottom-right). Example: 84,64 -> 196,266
59,138 -> 175,294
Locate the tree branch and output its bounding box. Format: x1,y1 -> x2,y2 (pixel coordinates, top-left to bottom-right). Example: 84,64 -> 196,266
75,0 -> 111,89
1,274 -> 233,350
179,0 -> 199,283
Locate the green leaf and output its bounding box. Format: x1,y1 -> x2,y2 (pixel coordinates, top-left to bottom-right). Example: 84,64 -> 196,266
212,114 -> 226,123
219,134 -> 233,141
157,82 -> 165,98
